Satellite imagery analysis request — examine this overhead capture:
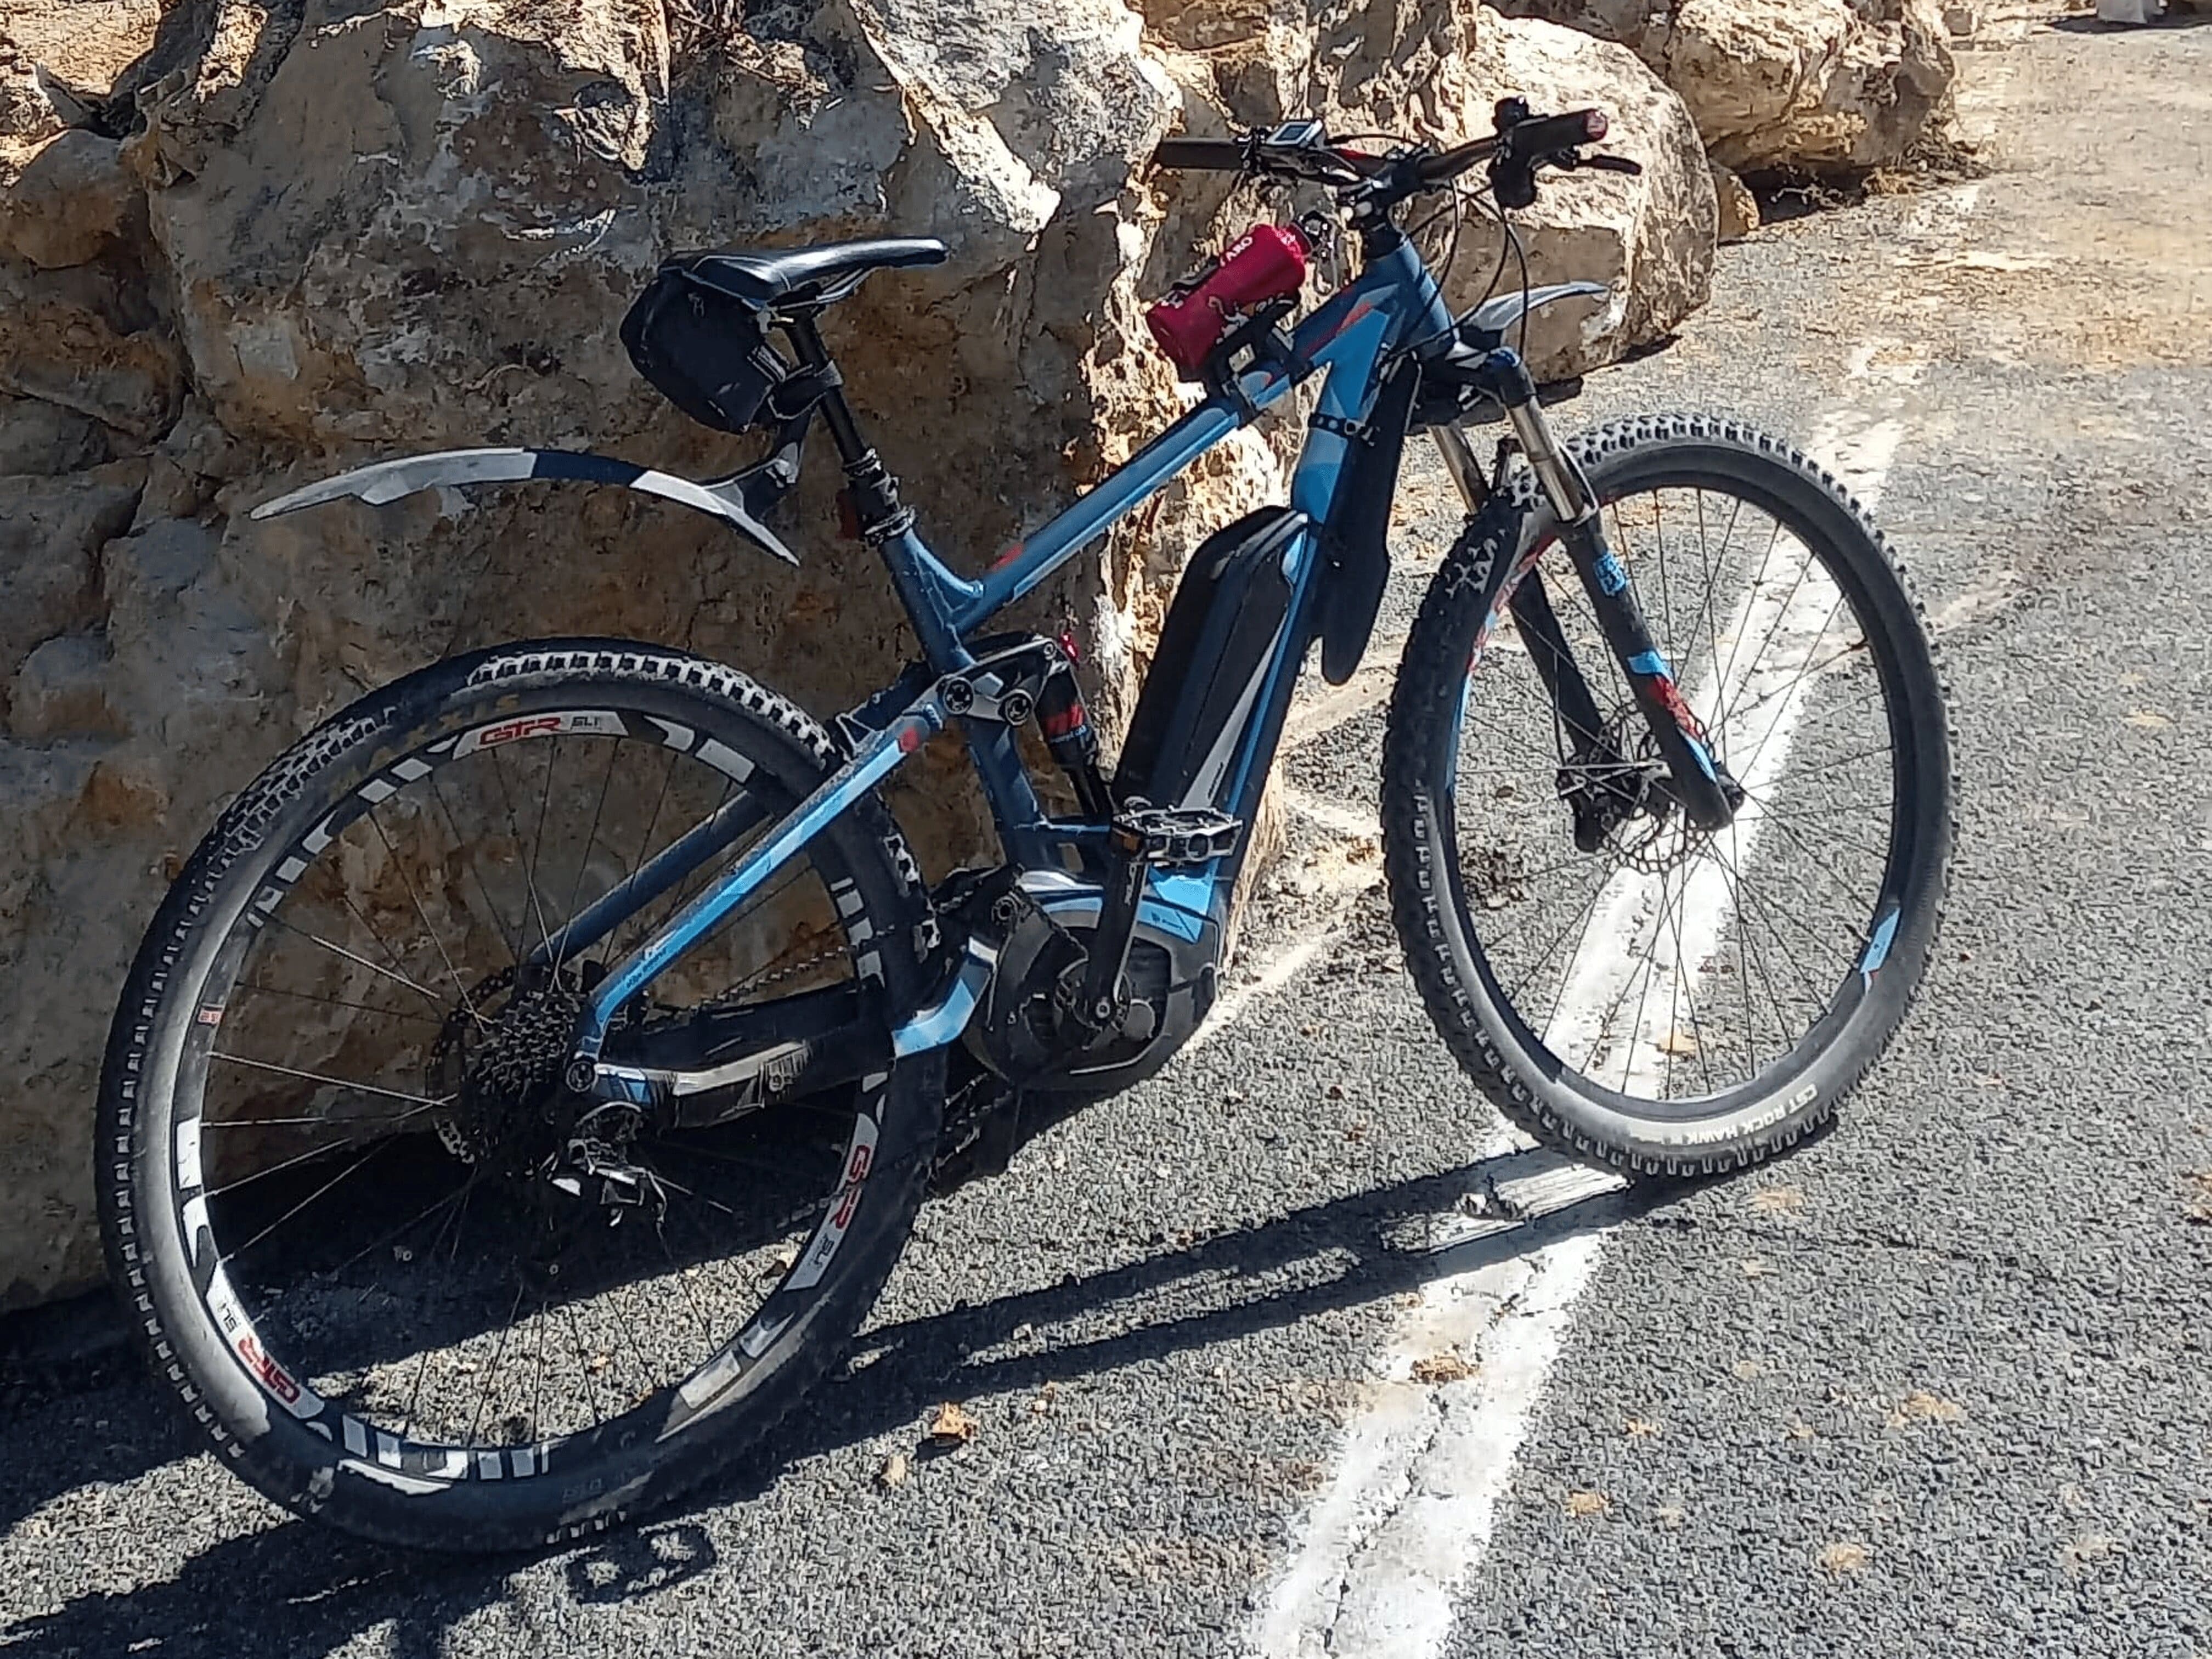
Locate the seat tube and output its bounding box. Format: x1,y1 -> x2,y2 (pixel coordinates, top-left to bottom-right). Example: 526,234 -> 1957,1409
778,312 -> 975,672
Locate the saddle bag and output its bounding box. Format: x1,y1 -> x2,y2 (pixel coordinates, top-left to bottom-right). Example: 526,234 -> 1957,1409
619,266 -> 796,435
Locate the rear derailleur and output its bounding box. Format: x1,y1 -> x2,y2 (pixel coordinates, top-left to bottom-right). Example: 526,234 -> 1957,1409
546,1102 -> 670,1226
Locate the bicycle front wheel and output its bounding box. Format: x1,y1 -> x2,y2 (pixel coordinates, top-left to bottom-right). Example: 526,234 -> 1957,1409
1383,415 -> 1953,1176
99,640 -> 943,1550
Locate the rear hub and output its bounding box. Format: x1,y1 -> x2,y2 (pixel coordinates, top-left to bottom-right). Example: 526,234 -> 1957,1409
430,965 -> 594,1178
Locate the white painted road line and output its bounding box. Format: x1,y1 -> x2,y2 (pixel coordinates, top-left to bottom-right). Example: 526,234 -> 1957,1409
1250,291 -> 1958,1658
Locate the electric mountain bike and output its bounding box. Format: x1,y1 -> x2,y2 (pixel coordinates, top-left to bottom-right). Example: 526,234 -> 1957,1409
98,101 -> 1951,1550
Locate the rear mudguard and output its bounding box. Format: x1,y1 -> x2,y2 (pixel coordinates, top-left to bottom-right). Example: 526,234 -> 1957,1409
249,447 -> 799,565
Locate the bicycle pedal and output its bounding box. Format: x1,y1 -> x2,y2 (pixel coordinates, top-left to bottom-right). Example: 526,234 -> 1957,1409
1111,806 -> 1243,868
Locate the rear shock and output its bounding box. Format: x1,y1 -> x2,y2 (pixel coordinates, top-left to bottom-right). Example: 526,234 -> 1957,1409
1035,633 -> 1114,822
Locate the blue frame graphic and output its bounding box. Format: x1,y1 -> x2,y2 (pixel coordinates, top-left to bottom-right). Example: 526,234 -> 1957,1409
577,238 -> 1457,1060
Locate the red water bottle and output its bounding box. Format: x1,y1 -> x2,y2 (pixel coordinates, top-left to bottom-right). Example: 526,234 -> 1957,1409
1145,222 -> 1311,373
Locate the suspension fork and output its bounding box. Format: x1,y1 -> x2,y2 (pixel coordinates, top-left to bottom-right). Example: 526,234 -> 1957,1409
1454,356 -> 1740,833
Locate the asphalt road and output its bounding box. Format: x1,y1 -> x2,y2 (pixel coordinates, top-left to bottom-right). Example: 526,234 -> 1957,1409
3,8 -> 2209,1656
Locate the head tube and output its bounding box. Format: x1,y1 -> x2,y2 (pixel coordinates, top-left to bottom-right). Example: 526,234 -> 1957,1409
1370,230 -> 1456,354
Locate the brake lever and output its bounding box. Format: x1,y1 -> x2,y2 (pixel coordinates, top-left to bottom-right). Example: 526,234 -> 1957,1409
1584,154 -> 1643,177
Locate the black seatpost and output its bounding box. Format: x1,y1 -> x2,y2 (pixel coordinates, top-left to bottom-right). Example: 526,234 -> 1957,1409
777,309 -> 913,544
777,312 -> 869,466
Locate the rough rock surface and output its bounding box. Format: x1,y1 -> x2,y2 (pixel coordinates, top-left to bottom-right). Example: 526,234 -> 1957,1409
1712,157 -> 1759,241
1494,0 -> 1958,175
0,0 -> 1713,1308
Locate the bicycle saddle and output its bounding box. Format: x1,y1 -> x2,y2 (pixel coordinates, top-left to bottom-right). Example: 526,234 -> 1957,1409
672,238 -> 949,307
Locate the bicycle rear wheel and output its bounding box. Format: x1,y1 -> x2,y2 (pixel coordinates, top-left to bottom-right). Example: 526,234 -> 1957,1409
1383,415 -> 1953,1175
99,640 -> 941,1550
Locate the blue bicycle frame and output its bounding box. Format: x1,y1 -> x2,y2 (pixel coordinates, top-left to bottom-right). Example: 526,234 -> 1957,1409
561,237 -> 1458,1076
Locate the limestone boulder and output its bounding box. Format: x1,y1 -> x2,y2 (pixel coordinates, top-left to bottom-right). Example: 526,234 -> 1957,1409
1431,13 -> 1718,381
1492,0 -> 1957,175
1151,1 -> 1716,380
1712,157 -> 1759,241
0,0 -> 1288,1310
0,1 -> 161,164
0,392 -> 110,473
0,129 -> 140,269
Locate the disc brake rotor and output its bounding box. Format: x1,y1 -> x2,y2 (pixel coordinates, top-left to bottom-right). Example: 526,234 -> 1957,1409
1562,703 -> 1711,878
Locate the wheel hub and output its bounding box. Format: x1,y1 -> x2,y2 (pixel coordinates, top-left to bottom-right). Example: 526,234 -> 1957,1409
430,965 -> 592,1175
1560,703 -> 1710,876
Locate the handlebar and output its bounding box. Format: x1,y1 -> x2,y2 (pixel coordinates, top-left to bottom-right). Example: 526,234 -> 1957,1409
1150,137 -> 1252,173
1147,100 -> 1638,215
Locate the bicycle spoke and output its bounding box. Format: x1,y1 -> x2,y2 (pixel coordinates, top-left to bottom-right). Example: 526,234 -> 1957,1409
268,916 -> 449,1012
556,737 -> 625,976
208,1050 -> 449,1110
235,978 -> 443,1028
197,1110 -> 438,1204
227,1135 -> 396,1259
427,766 -> 524,970
487,745 -> 557,962
467,1281 -> 529,1448
364,809 -> 486,1024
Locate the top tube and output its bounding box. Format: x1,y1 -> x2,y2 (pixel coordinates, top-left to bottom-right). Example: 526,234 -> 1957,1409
950,246 -> 1449,638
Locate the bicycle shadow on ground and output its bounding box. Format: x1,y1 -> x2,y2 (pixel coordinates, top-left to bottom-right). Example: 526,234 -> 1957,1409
2047,10 -> 2212,29
0,1149 -> 1673,1657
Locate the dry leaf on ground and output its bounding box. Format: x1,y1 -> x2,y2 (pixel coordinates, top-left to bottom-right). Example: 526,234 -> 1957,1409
1741,1257 -> 1770,1279
1656,1030 -> 1699,1057
1411,1353 -> 1478,1385
927,1401 -> 978,1446
1655,1503 -> 1687,1528
1818,1541 -> 1870,1575
2123,710 -> 2173,729
1786,1419 -> 1816,1442
1565,1490 -> 1608,1518
2184,1171 -> 2212,1224
1624,1418 -> 1661,1438
877,1452 -> 909,1489
2064,1533 -> 2118,1570
1888,1389 -> 1966,1426
1731,1358 -> 1769,1380
1750,1186 -> 1806,1216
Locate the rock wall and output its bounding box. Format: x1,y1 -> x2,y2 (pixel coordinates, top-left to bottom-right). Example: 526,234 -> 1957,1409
0,0 -> 1713,1309
1493,0 -> 1958,174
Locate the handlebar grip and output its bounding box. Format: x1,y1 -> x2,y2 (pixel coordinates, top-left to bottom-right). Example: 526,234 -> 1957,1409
1150,137 -> 1249,173
1504,108 -> 1610,161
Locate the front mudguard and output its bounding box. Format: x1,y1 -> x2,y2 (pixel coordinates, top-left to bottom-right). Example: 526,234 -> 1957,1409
250,446 -> 801,565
